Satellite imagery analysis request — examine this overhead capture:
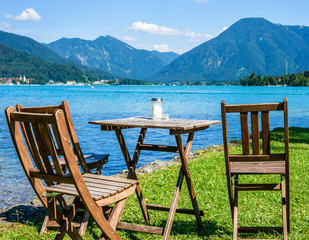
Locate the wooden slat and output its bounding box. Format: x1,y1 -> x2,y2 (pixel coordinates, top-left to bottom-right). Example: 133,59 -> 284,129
53,183 -> 113,197
83,179 -> 132,191
170,125 -> 209,135
238,226 -> 283,233
83,173 -> 138,185
51,124 -> 63,155
117,222 -> 164,235
23,122 -> 46,173
30,170 -> 74,184
225,103 -> 284,113
95,185 -> 136,205
40,124 -> 63,175
229,154 -> 285,162
230,161 -> 286,174
240,112 -> 250,155
146,204 -> 204,216
83,177 -> 132,188
32,123 -> 54,175
237,183 -> 281,191
83,182 -> 125,193
18,105 -> 61,113
139,144 -> 179,153
89,117 -> 220,132
261,111 -> 270,154
11,112 -> 56,124
251,111 -> 260,155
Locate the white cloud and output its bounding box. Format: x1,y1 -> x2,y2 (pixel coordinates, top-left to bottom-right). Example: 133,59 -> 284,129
154,44 -> 170,52
184,28 -> 213,42
0,22 -> 10,30
14,8 -> 42,21
123,36 -> 136,42
128,21 -> 181,35
5,14 -> 12,19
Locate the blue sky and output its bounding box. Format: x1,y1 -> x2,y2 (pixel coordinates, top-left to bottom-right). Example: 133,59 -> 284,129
0,0 -> 308,54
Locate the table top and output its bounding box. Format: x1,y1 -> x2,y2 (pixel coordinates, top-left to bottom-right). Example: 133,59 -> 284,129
89,117 -> 220,134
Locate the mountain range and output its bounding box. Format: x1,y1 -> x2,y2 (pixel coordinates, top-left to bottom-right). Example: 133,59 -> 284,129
46,36 -> 176,79
0,30 -> 117,80
1,17 -> 309,84
151,18 -> 309,82
0,43 -> 87,83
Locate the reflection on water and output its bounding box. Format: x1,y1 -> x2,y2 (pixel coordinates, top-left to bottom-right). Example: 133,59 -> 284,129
0,85 -> 308,208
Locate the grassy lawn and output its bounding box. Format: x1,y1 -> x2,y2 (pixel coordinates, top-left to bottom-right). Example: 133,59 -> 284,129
0,127 -> 308,239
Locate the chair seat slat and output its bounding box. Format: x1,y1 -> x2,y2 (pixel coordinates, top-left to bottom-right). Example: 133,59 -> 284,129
83,173 -> 138,185
230,161 -> 286,174
45,174 -> 138,200
83,178 -> 132,189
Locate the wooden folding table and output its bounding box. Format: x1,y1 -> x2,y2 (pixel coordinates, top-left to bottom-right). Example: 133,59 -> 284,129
89,117 -> 220,239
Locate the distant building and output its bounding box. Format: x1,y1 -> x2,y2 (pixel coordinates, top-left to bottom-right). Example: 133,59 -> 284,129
66,81 -> 76,85
5,79 -> 13,84
93,79 -> 112,85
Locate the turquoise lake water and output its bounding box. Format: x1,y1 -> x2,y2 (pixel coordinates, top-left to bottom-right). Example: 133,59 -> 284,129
0,85 -> 308,208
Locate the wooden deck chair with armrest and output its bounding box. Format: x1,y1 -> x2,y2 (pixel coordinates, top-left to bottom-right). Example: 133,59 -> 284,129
15,101 -> 109,235
5,107 -> 139,240
221,98 -> 290,240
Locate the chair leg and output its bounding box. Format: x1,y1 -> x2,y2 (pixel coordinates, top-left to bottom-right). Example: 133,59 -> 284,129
227,174 -> 234,220
281,177 -> 288,240
40,211 -> 49,235
79,211 -> 90,236
233,175 -> 239,240
286,175 -> 290,233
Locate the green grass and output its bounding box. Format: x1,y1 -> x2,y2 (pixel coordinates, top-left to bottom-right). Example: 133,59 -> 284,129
0,128 -> 308,239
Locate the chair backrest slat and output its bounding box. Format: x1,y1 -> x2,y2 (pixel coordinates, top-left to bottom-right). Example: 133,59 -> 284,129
17,105 -> 62,114
261,111 -> 270,155
240,112 -> 250,155
16,101 -> 90,173
40,123 -> 63,175
225,102 -> 284,113
221,98 -> 288,165
23,122 -> 46,173
32,123 -> 55,175
251,111 -> 260,155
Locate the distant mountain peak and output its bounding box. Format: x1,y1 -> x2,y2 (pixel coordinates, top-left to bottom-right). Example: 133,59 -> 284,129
151,18 -> 309,82
47,35 -> 165,79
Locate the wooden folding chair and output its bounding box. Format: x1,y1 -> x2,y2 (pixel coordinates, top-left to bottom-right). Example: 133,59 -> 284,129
16,101 -> 109,235
5,107 -> 142,239
221,98 -> 290,240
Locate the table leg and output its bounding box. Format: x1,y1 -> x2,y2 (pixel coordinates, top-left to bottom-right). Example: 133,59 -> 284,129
113,128 -> 150,223
162,169 -> 184,240
163,133 -> 202,239
175,133 -> 203,229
